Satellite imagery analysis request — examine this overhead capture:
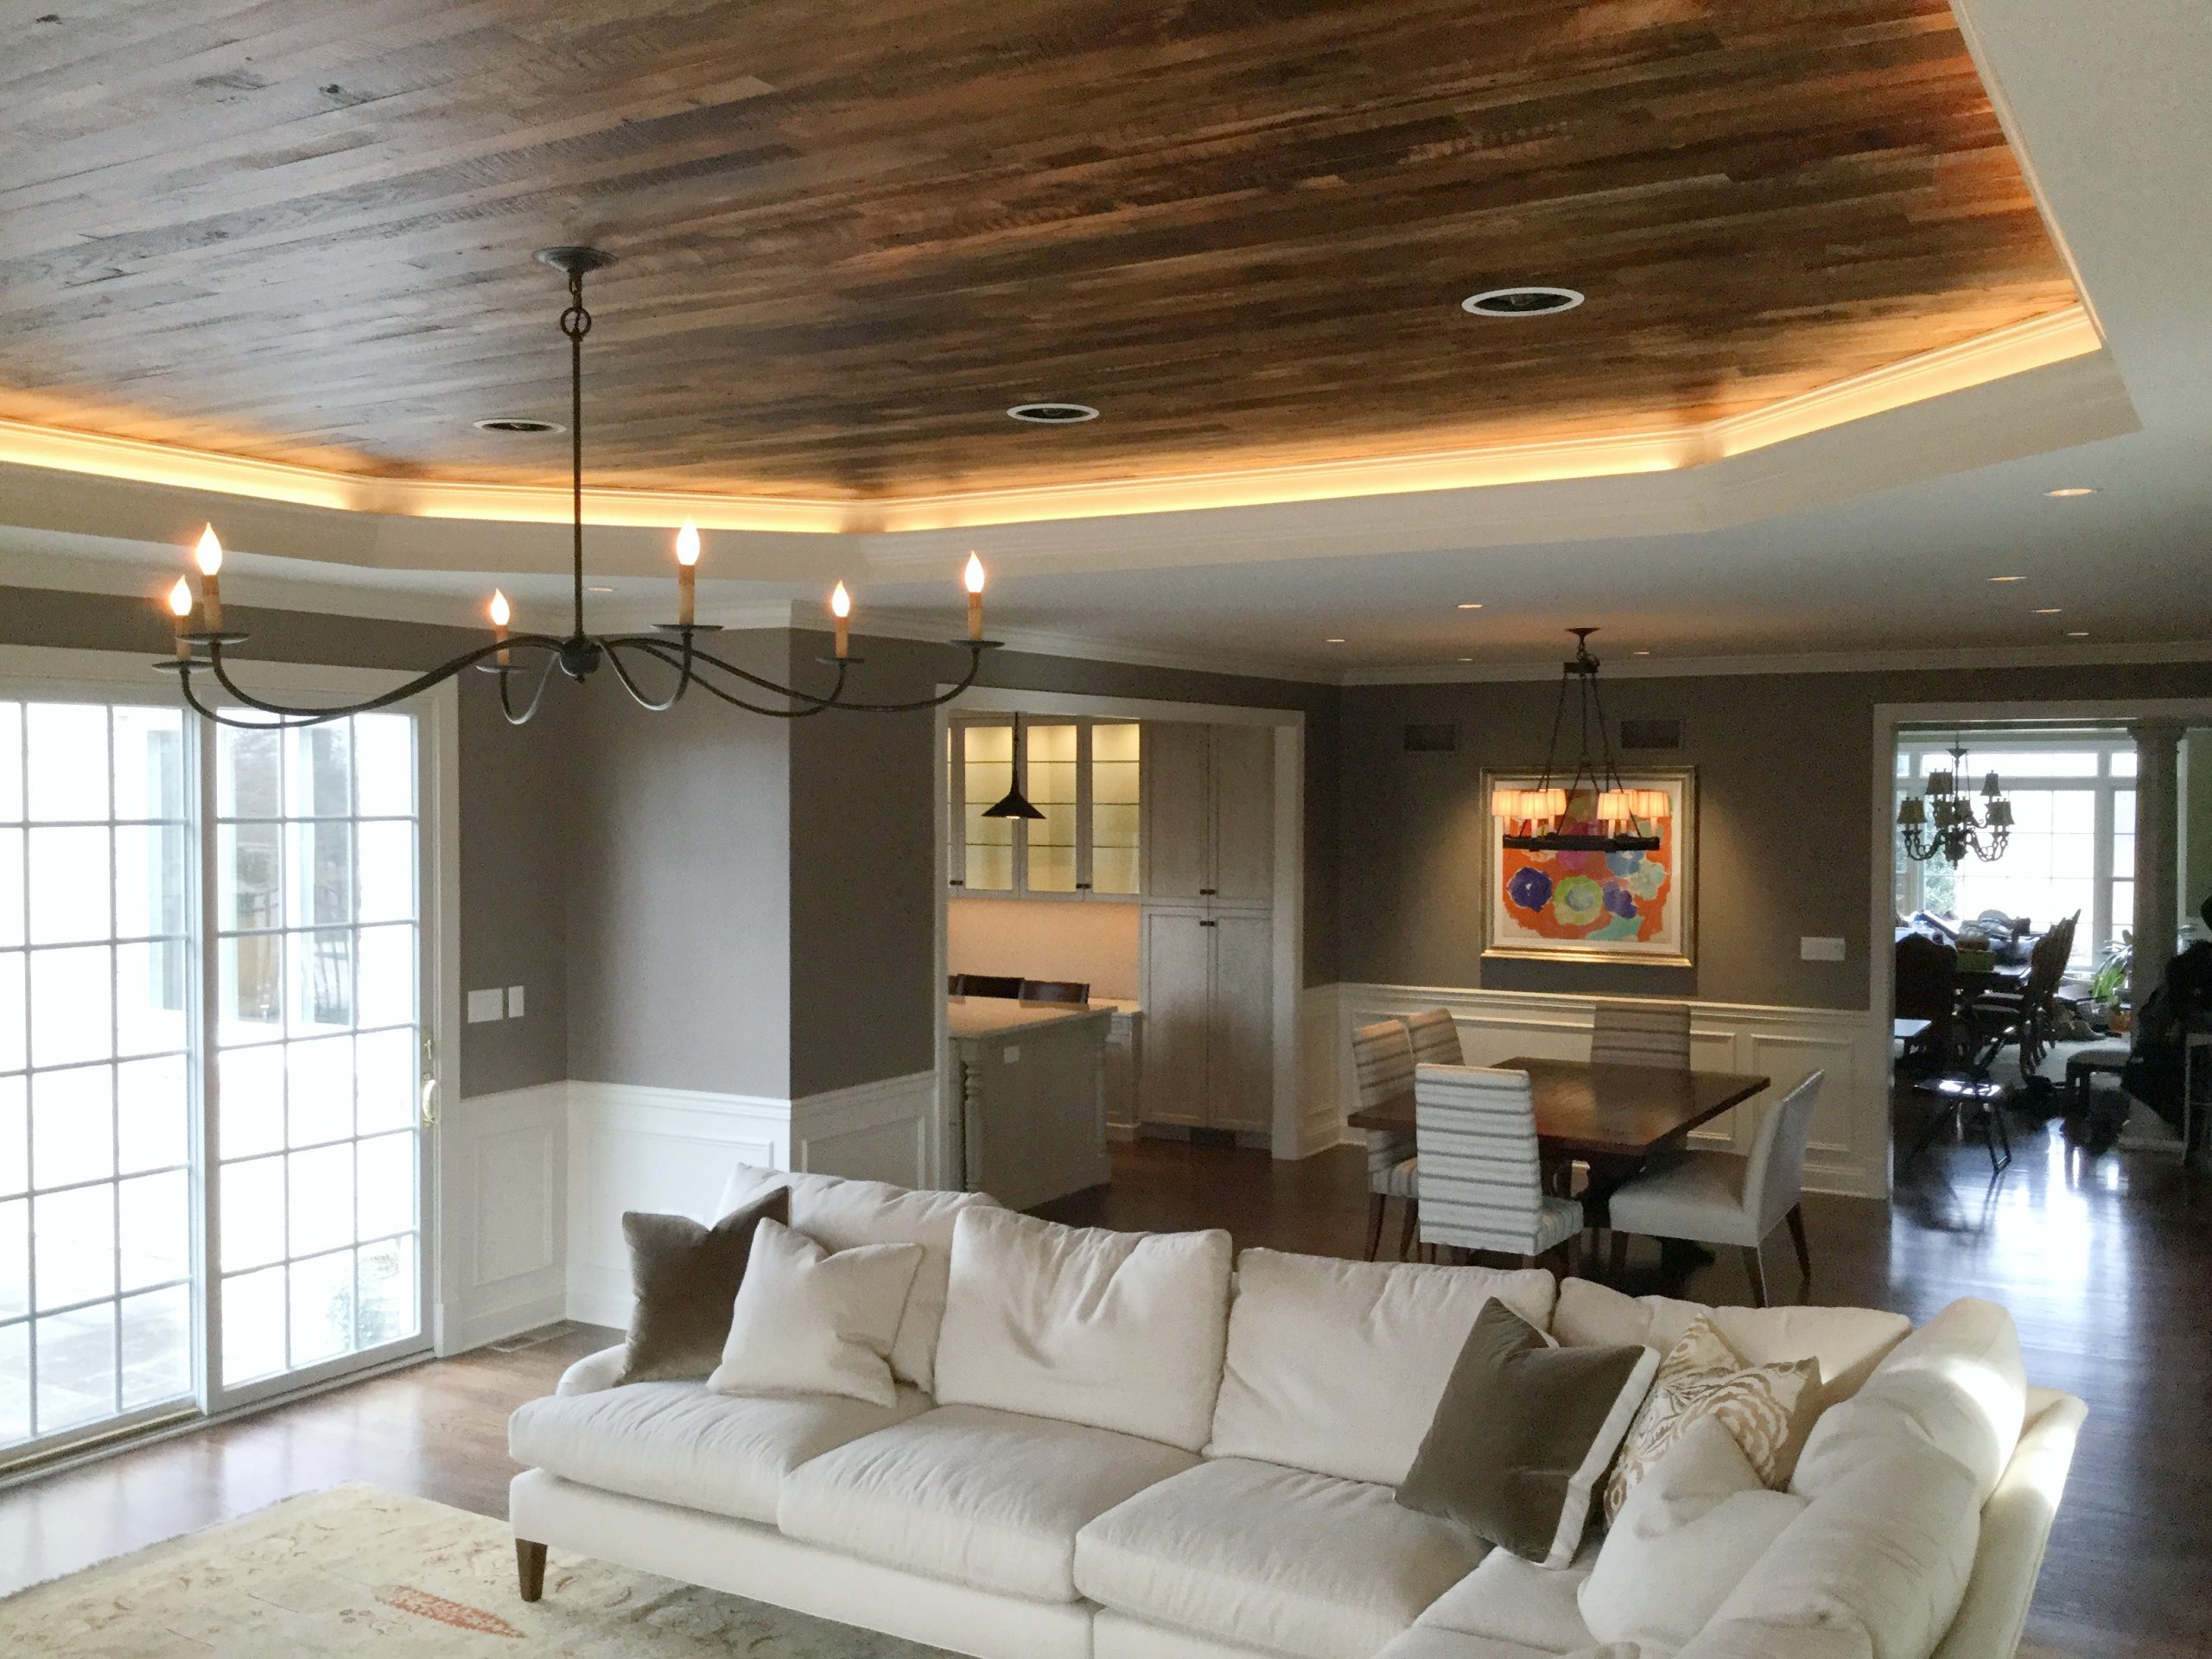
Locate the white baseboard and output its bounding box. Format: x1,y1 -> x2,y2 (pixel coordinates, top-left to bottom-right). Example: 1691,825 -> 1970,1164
1315,982 -> 1891,1199
435,1080 -> 570,1356
563,1071 -> 938,1332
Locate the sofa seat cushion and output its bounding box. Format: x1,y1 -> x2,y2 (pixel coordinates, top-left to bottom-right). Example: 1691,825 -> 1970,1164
506,1379 -> 928,1525
1074,1457 -> 1492,1659
1415,1535 -> 1600,1654
777,1403 -> 1197,1603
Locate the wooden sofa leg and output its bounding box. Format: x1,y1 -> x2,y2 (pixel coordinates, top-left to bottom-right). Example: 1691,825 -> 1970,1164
517,1539 -> 547,1602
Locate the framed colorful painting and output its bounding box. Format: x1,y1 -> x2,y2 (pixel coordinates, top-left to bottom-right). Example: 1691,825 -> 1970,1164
1480,766 -> 1697,966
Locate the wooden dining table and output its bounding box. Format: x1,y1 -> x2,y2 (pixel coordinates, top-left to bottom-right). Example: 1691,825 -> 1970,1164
1346,1055 -> 1770,1216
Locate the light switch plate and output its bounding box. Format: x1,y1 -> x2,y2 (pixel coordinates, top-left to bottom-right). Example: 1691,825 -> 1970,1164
466,988 -> 505,1023
506,984 -> 526,1018
1800,937 -> 1847,962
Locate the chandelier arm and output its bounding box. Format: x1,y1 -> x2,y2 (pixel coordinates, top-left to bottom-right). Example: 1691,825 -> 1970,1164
198,635 -> 565,725
626,639 -> 836,717
799,643 -> 993,713
601,638 -> 696,714
495,652 -> 564,727
600,633 -> 844,705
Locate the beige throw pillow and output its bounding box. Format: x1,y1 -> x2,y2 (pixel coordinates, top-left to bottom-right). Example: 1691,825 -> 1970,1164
1603,1313 -> 1821,1522
707,1218 -> 922,1407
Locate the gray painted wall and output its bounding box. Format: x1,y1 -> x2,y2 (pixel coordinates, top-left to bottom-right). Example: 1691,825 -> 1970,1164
0,583 -> 570,1097
1339,659 -> 2212,1011
562,632 -> 793,1098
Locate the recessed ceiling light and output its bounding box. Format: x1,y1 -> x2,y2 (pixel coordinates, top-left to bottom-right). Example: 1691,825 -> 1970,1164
2065,630 -> 2090,638
1324,638 -> 1345,645
474,416 -> 565,435
1007,402 -> 1099,424
2032,607 -> 2062,615
2045,486 -> 2096,499
1988,575 -> 2025,583
587,585 -> 615,594
1461,286 -> 1585,317
1458,657 -> 1474,664
1633,650 -> 1651,657
1457,602 -> 1484,610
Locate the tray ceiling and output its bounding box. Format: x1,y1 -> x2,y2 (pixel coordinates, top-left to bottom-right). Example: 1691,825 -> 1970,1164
0,0 -> 2079,505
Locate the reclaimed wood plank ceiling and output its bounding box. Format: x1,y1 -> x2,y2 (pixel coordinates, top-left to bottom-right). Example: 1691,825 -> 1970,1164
0,0 -> 2078,501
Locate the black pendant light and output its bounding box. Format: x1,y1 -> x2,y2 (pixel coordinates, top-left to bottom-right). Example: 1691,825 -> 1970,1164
1491,627 -> 1669,855
982,714 -> 1046,821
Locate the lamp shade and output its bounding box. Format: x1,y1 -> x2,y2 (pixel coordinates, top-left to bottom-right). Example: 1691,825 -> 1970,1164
982,785 -> 1045,821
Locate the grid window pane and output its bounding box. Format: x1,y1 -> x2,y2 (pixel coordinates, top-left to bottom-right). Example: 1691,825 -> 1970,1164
30,1065 -> 111,1190
30,944 -> 112,1067
118,1285 -> 190,1411
35,1184 -> 115,1311
35,1305 -> 116,1433
0,827 -> 20,947
214,713 -> 422,1392
26,705 -> 109,823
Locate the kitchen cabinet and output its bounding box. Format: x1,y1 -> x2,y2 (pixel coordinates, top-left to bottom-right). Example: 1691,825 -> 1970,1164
1141,721 -> 1273,908
947,716 -> 1140,900
1139,908 -> 1272,1133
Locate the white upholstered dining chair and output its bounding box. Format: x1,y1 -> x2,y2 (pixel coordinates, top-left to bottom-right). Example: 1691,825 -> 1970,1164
1414,1064 -> 1583,1266
1604,1069 -> 1825,1306
1589,999 -> 1693,1068
1352,1018 -> 1419,1259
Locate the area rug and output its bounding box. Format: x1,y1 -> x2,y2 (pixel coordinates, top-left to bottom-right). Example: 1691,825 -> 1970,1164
0,1484 -> 954,1656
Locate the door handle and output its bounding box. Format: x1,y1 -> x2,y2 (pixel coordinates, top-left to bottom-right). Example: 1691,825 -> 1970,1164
1200,919 -> 1217,928
419,1033 -> 440,1128
1199,887 -> 1217,896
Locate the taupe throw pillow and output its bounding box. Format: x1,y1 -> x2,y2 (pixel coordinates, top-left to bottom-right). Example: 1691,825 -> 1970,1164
615,1187 -> 789,1385
1395,1300 -> 1658,1567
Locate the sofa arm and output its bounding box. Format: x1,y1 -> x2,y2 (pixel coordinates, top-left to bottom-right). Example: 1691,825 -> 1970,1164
1929,1389 -> 2087,1659
555,1344 -> 629,1396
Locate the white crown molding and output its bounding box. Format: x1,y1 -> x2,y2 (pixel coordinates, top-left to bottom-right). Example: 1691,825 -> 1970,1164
1343,638 -> 2212,685
0,308 -> 2101,537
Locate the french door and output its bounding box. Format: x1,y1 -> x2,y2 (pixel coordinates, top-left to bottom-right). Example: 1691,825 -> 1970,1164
1,681 -> 433,1465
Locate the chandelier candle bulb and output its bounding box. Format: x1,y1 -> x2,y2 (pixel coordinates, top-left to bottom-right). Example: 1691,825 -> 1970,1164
674,520 -> 701,628
489,589 -> 511,667
167,577 -> 194,658
830,581 -> 851,659
194,524 -> 224,631
964,552 -> 986,639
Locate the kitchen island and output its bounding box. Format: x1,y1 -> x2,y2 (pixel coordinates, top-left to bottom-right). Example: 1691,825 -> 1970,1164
945,999 -> 1113,1209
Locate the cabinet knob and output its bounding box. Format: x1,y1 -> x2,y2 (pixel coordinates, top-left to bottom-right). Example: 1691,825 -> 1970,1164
949,879 -> 965,887
1200,918 -> 1217,928
1199,887 -> 1217,896
1076,881 -> 1091,890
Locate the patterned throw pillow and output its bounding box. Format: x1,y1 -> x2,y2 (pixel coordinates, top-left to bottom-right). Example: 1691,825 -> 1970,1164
1601,1314 -> 1821,1522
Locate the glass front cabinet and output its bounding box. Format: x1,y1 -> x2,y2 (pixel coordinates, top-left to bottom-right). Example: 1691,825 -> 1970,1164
947,716 -> 1140,900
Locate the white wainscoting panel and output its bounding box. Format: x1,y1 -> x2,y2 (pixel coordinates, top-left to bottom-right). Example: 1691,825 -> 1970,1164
1322,984 -> 1889,1199
791,1071 -> 938,1187
561,1071 -> 938,1332
436,1082 -> 569,1355
565,1082 -> 792,1331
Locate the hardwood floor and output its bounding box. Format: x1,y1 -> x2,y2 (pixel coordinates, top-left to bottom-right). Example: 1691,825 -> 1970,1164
3,1107 -> 2204,1657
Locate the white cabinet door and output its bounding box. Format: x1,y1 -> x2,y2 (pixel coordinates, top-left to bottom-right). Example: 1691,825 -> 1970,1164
1142,721 -> 1212,904
1206,912 -> 1274,1131
1139,910 -> 1210,1125
1210,725 -> 1275,906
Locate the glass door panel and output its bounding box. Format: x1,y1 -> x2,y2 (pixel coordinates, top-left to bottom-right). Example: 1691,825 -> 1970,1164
1026,724 -> 1079,893
1090,722 -> 1141,896
960,723 -> 1014,892
213,712 -> 423,1398
0,700 -> 193,1459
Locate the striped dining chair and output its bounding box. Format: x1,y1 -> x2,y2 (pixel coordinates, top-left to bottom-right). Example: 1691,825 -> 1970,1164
1402,1007 -> 1464,1067
1352,1018 -> 1418,1260
1414,1064 -> 1583,1267
1590,1000 -> 1693,1069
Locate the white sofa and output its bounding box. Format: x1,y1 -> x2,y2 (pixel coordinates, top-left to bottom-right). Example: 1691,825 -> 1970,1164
507,1166 -> 2083,1659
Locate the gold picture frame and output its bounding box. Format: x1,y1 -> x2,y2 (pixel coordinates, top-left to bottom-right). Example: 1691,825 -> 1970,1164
1480,765 -> 1698,966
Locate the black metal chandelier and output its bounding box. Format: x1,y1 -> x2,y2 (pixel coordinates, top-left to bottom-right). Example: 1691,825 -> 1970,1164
156,246 -> 996,729
1897,734 -> 2012,864
1490,627 -> 1669,855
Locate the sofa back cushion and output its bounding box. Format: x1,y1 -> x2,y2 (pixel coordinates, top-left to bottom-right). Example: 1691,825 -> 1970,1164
1553,1277 -> 1910,1399
1791,1296 -> 2025,1506
717,1165 -> 997,1395
933,1208 -> 1233,1452
1206,1248 -> 1556,1486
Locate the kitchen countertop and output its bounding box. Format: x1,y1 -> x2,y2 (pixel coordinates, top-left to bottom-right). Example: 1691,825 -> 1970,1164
946,999 -> 1116,1039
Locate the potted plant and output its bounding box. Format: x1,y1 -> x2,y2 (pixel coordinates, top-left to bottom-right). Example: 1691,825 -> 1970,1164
2086,931 -> 2133,1030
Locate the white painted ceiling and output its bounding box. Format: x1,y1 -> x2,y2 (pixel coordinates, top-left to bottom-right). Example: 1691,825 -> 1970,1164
3,0 -> 2207,681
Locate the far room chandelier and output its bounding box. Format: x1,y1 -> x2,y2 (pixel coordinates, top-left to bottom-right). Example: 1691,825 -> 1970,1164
1490,627 -> 1669,855
155,247 -> 997,728
1897,734 -> 2012,865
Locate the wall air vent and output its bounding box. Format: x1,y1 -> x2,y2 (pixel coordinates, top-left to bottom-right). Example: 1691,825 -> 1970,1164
1619,718 -> 1682,752
1403,723 -> 1460,753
